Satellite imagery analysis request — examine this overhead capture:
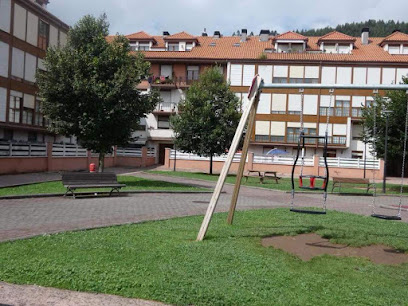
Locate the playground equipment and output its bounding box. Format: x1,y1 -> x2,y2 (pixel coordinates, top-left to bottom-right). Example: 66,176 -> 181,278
196,76 -> 408,241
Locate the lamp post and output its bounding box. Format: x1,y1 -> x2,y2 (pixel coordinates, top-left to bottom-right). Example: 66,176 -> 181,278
382,110 -> 393,193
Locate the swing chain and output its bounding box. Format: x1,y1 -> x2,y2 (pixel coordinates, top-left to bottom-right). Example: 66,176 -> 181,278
398,90 -> 408,217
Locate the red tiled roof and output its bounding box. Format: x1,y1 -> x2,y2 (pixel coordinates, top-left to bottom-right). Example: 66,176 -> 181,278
318,31 -> 356,43
380,31 -> 408,45
110,31 -> 408,64
164,31 -> 197,41
274,31 -> 308,41
126,31 -> 156,42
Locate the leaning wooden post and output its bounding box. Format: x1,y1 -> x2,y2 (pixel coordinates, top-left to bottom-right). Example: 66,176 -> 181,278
196,75 -> 263,241
227,101 -> 258,225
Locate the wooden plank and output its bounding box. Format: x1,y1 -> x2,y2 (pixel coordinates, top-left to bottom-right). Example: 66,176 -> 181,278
196,75 -> 262,241
227,101 -> 258,225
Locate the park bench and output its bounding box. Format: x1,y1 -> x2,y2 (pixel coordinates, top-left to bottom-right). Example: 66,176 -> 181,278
62,172 -> 126,199
331,177 -> 375,194
243,170 -> 281,184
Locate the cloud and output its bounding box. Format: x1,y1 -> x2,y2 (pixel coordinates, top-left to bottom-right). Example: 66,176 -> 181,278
48,0 -> 408,36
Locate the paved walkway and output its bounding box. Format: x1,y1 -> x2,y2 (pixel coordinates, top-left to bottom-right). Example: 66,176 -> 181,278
0,282 -> 166,306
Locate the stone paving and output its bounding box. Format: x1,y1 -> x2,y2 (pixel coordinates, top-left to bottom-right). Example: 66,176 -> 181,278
0,171 -> 407,242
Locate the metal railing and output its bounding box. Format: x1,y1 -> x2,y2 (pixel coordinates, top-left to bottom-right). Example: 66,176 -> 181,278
253,155 -> 314,166
52,143 -> 87,157
319,157 -> 380,169
155,102 -> 178,112
0,141 -> 47,157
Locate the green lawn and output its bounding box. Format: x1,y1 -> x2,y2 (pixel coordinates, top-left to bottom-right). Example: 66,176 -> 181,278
0,209 -> 407,305
0,176 -> 207,197
149,170 -> 407,195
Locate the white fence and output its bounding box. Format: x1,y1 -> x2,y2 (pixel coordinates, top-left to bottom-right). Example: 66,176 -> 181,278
0,142 -> 47,157
170,150 -> 243,162
52,143 -> 87,157
319,157 -> 380,169
147,147 -> 156,157
253,155 -> 314,166
117,147 -> 142,157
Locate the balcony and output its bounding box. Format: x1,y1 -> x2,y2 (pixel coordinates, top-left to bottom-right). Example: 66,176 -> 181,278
148,75 -> 199,89
153,102 -> 178,114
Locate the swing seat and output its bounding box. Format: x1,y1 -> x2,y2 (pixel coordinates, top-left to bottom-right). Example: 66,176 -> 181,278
299,175 -> 327,190
290,208 -> 327,215
371,214 -> 402,221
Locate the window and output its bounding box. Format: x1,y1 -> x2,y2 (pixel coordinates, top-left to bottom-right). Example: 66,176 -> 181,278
287,127 -> 316,143
157,116 -> 170,129
388,45 -> 400,55
38,20 -> 49,50
334,100 -> 350,117
138,44 -> 149,51
272,77 -> 287,83
187,66 -> 199,82
3,129 -> 13,141
352,108 -> 362,117
34,100 -> 44,126
319,107 -> 333,116
168,43 -> 179,51
186,43 -> 194,51
303,78 -> 319,83
289,78 -> 303,83
9,94 -> 22,123
28,132 -> 37,142
352,151 -> 363,159
22,107 -> 34,124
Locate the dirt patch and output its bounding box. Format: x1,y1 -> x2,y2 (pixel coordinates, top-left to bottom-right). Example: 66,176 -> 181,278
262,233 -> 408,265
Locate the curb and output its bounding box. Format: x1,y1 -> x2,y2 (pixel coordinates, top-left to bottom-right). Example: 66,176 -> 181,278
0,189 -> 215,200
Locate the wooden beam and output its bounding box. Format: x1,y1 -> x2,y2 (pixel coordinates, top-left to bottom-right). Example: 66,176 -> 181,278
226,101 -> 258,225
196,76 -> 262,241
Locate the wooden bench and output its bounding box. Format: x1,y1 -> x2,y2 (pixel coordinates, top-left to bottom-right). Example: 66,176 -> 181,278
243,170 -> 281,184
62,172 -> 126,199
331,177 -> 375,194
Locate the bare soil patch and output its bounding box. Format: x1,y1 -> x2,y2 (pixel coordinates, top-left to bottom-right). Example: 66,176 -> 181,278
262,233 -> 408,265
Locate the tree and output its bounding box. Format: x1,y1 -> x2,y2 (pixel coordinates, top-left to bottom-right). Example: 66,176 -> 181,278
37,14 -> 158,171
361,77 -> 408,175
171,67 -> 241,174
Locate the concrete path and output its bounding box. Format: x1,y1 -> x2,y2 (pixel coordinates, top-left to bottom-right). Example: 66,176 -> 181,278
0,282 -> 166,306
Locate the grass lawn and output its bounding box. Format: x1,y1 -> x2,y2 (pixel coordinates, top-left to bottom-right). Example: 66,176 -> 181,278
0,209 -> 407,305
0,175 -> 207,197
149,170 -> 407,195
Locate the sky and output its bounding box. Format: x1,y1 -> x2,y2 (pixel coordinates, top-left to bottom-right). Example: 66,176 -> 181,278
48,0 -> 408,36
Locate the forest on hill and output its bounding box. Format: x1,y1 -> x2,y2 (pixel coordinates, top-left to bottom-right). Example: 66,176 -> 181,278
295,20 -> 408,37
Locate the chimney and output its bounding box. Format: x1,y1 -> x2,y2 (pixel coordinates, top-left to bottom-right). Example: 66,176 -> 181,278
259,29 -> 270,42
240,29 -> 247,42
393,29 -> 401,33
202,27 -> 208,36
361,28 -> 369,45
214,31 -> 221,38
163,31 -> 170,36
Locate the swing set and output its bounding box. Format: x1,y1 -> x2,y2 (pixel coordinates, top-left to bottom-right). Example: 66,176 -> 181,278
196,75 -> 408,241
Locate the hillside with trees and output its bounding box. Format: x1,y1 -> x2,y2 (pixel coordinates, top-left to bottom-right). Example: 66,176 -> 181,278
268,20 -> 408,37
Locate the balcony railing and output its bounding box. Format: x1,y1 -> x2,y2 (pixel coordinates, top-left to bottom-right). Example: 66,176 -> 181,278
154,102 -> 178,113
148,75 -> 199,87
318,136 -> 347,145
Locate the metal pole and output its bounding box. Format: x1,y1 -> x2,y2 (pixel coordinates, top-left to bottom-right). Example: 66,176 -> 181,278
383,113 -> 390,193
173,144 -> 177,171
364,141 -> 367,179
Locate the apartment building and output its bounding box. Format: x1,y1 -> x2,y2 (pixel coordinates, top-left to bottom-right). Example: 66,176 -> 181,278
0,0 -> 69,144
124,28 -> 408,164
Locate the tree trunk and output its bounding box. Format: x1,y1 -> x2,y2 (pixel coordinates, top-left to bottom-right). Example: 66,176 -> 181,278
98,152 -> 105,173
209,153 -> 213,175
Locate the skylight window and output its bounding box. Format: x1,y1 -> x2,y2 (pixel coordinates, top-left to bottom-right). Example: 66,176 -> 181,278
209,42 -> 216,47
233,43 -> 241,47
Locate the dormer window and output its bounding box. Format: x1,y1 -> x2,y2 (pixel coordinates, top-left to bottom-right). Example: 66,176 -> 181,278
380,31 -> 408,55
318,31 -> 355,54
273,32 -> 308,53
168,43 -> 179,51
138,43 -> 150,51
388,45 -> 401,54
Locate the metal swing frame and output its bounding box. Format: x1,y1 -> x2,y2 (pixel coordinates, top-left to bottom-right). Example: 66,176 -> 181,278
370,89 -> 408,221
290,89 -> 333,214
196,78 -> 408,241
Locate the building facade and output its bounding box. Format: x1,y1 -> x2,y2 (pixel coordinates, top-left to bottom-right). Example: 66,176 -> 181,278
0,0 -> 69,144
124,29 -> 408,164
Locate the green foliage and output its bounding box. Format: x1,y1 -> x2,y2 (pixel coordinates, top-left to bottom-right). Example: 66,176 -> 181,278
0,176 -> 207,197
36,14 -> 159,169
296,19 -> 408,36
171,67 -> 240,173
1,209 -> 408,305
361,77 -> 408,162
257,53 -> 267,60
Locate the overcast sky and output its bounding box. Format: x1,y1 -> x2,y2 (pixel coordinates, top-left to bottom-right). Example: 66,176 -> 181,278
48,0 -> 408,36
